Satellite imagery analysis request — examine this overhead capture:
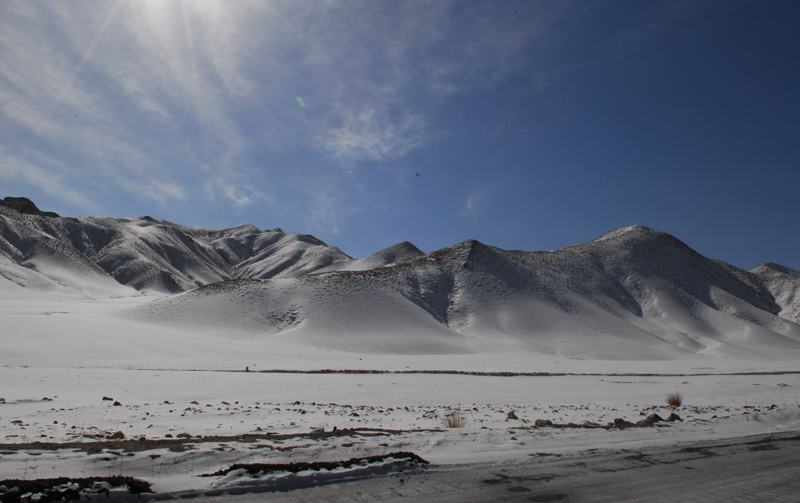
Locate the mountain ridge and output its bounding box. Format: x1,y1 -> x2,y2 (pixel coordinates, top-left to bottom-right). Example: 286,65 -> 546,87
3,197 -> 800,359
0,198 -> 375,294
130,224 -> 800,359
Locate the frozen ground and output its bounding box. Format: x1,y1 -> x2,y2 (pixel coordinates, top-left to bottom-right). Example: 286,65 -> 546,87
2,291 -> 800,501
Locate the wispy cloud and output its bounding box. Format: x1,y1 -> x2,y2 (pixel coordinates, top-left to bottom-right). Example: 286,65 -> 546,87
461,186 -> 491,218
1,2 -> 253,208
205,176 -> 267,209
122,179 -> 187,206
1,0 -> 568,223
320,107 -> 428,165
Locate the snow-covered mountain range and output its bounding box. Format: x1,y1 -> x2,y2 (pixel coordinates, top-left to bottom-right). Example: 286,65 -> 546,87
0,196 -> 411,294
2,196 -> 799,359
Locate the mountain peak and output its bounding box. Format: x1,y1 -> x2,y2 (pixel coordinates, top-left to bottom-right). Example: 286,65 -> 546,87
1,196 -> 60,218
376,241 -> 424,259
313,240 -> 423,274
751,262 -> 800,278
590,224 -> 659,243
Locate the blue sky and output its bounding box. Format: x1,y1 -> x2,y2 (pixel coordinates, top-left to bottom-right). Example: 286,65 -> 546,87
1,1 -> 798,269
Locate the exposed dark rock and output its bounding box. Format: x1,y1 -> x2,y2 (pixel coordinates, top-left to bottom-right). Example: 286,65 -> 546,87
611,418 -> 636,429
636,413 -> 664,426
0,197 -> 60,218
532,414 -> 670,430
200,451 -> 428,477
0,476 -> 152,503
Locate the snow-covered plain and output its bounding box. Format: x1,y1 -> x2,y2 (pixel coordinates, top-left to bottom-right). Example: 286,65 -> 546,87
2,287 -> 799,501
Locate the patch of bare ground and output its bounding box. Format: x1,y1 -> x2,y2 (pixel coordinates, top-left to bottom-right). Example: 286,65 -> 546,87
525,412 -> 682,430
200,452 -> 428,477
141,368 -> 800,377
0,427 -> 437,454
0,476 -> 152,503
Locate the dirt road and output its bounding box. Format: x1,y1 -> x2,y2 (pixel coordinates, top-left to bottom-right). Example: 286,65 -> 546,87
193,431 -> 800,502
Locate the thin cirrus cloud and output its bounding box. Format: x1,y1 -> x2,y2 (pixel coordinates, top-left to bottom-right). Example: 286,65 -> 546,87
320,107 -> 428,165
1,1 -> 563,223
462,186 -> 491,219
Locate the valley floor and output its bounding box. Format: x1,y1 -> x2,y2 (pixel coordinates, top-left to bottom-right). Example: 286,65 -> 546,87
1,367 -> 799,501
1,293 -> 799,501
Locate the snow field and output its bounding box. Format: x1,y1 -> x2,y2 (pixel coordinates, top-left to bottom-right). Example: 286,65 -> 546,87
1,366 -> 798,495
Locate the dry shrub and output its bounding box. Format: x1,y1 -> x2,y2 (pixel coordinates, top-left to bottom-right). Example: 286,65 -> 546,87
443,412 -> 466,428
666,391 -> 683,407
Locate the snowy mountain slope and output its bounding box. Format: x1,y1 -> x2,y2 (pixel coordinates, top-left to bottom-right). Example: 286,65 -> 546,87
228,230 -> 353,279
133,225 -> 800,360
0,209 -> 140,298
0,199 -> 355,293
129,275 -> 470,355
750,262 -> 800,323
314,241 -> 424,273
3,197 -> 799,360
